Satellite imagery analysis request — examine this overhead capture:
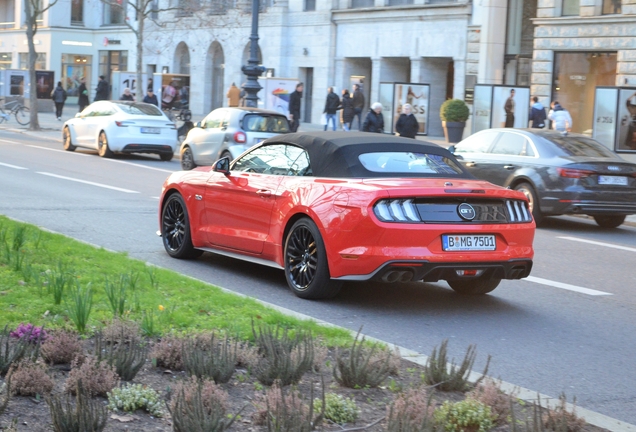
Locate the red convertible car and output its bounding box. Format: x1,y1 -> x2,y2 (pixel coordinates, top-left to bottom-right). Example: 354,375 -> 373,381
159,132 -> 535,299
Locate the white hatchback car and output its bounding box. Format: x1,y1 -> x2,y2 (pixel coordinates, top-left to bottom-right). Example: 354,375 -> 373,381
62,101 -> 178,161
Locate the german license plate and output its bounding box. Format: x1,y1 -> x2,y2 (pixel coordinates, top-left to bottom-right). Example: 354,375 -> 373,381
598,175 -> 628,186
442,235 -> 496,251
141,127 -> 160,134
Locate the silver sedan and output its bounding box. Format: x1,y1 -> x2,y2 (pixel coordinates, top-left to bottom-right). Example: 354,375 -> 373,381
449,129 -> 636,228
180,107 -> 290,170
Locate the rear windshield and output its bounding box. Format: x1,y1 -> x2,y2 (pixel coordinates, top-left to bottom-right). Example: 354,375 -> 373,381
242,114 -> 290,133
115,103 -> 164,116
545,135 -> 617,158
358,152 -> 464,175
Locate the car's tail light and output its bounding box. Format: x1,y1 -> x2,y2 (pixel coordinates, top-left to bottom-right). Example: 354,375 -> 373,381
234,131 -> 246,143
374,199 -> 420,222
115,121 -> 134,127
557,167 -> 594,178
506,200 -> 531,222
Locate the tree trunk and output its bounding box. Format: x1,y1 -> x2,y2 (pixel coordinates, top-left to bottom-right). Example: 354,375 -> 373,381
136,0 -> 144,103
25,0 -> 41,130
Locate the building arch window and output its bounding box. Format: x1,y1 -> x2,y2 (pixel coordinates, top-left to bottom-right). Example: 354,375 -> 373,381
174,42 -> 190,75
602,0 -> 621,14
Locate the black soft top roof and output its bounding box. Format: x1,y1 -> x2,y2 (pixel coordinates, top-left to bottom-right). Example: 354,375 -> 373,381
260,132 -> 472,178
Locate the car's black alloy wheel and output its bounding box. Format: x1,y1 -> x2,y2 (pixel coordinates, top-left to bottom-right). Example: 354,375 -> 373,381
97,131 -> 114,158
181,146 -> 196,170
447,277 -> 501,295
161,193 -> 203,259
593,215 -> 626,228
63,127 -> 76,151
284,218 -> 341,299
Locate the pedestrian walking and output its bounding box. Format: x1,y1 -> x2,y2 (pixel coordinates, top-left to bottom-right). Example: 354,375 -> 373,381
528,96 -> 547,129
143,89 -> 158,106
120,88 -> 134,101
94,75 -> 109,101
352,84 -> 365,130
51,81 -> 67,121
226,83 -> 241,107
395,103 -> 419,138
78,77 -> 89,113
504,89 -> 515,128
548,101 -> 573,132
162,80 -> 177,109
340,89 -> 354,131
323,87 -> 340,131
362,102 -> 384,133
288,82 -> 303,133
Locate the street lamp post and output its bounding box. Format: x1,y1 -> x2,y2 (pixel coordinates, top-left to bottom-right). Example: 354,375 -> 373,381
241,0 -> 265,108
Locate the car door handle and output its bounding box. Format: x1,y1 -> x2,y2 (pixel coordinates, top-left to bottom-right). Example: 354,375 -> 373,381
503,165 -> 516,170
256,189 -> 272,197
465,161 -> 477,167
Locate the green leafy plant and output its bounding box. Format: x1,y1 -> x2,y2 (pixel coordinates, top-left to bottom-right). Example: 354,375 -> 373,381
107,383 -> 163,417
103,275 -> 130,318
95,331 -> 146,381
45,261 -> 72,305
182,332 -> 238,384
434,399 -> 495,432
48,380 -> 108,432
422,339 -> 490,392
333,329 -> 395,389
141,309 -> 160,337
65,280 -> 93,333
313,393 -> 359,425
440,99 -> 470,122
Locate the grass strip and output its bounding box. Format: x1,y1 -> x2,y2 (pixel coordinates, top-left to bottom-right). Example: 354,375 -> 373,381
0,215 -> 352,345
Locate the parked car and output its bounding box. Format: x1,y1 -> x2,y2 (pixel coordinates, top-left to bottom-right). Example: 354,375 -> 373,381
179,107 -> 291,171
449,129 -> 636,228
159,132 -> 535,299
62,101 -> 178,161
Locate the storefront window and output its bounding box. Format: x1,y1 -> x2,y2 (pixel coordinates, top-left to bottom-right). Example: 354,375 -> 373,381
562,0 -> 579,15
71,0 -> 83,23
0,53 -> 12,69
62,54 -> 92,97
19,53 -> 46,70
602,0 -> 621,14
552,52 -> 617,135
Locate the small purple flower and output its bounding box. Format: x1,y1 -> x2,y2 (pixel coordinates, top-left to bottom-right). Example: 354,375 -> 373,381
9,323 -> 47,343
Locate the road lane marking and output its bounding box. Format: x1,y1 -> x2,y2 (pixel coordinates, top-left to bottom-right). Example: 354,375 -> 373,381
0,139 -> 20,144
0,162 -> 28,170
523,276 -> 612,296
558,236 -> 636,253
27,145 -> 90,156
36,172 -> 140,194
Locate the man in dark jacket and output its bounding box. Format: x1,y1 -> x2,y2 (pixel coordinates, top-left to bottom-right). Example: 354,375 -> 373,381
395,104 -> 419,138
78,77 -> 89,113
51,81 -> 67,120
143,89 -> 158,106
95,75 -> 109,101
352,84 -> 365,130
323,87 -> 340,131
288,82 -> 303,132
528,96 -> 547,128
362,102 -> 384,133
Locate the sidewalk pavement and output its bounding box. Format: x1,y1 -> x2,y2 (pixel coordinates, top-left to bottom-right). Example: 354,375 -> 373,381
3,110 -> 635,226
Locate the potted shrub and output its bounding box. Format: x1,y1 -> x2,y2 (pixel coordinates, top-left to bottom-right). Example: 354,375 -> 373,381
440,99 -> 470,143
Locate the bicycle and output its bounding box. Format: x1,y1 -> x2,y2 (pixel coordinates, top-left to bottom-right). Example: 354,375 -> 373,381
0,99 -> 30,126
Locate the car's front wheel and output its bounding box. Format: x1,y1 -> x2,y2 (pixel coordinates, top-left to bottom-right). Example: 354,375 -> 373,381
97,131 -> 114,158
593,215 -> 626,228
161,193 -> 203,259
447,277 -> 501,295
514,182 -> 542,225
181,146 -> 196,170
284,218 -> 342,300
62,127 -> 76,151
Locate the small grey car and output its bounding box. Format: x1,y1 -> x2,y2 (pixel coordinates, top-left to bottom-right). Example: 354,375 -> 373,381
180,107 -> 290,171
449,129 -> 636,228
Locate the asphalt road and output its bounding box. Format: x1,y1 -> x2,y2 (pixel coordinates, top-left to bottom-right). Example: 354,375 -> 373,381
1,131 -> 635,426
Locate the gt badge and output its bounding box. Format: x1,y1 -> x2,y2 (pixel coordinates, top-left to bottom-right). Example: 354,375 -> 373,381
457,203 -> 476,221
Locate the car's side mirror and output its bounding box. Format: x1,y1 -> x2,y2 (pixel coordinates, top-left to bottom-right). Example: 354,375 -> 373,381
195,121 -> 202,128
213,157 -> 230,175
447,145 -> 456,154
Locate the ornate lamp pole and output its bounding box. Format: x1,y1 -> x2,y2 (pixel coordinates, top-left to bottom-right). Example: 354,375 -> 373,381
241,0 -> 265,108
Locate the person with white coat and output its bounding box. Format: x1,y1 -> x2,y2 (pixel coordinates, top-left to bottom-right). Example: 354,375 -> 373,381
548,101 -> 572,132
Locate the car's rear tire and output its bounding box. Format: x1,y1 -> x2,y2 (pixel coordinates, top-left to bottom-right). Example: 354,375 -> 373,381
220,150 -> 232,161
514,182 -> 542,225
181,146 -> 196,170
62,127 -> 76,151
284,218 -> 342,300
97,131 -> 114,158
160,152 -> 174,162
593,215 -> 626,228
447,277 -> 501,295
161,193 -> 203,259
